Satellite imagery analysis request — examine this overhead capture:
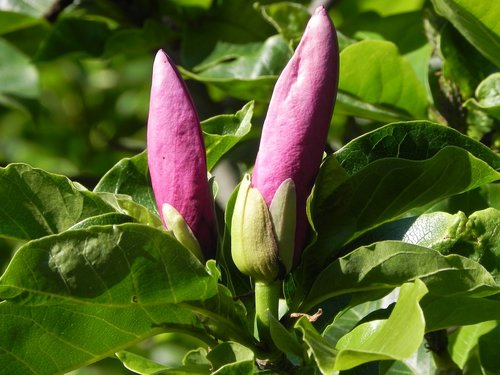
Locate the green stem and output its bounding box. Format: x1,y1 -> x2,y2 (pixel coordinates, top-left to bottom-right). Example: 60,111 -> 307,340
254,280 -> 280,351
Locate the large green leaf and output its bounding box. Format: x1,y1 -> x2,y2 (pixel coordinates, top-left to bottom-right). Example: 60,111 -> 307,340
422,295 -> 500,331
0,164 -> 114,241
333,121 -> 500,176
308,146 -> 499,265
0,223 -> 218,374
180,35 -> 292,101
257,2 -> 310,42
301,241 -> 499,312
337,40 -> 429,120
334,280 -> 427,371
431,0 -> 500,67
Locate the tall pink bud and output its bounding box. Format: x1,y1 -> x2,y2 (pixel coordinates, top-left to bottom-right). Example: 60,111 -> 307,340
147,50 -> 216,259
251,6 -> 339,263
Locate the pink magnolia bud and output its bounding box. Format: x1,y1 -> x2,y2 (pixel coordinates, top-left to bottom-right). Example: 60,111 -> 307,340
147,50 -> 217,259
251,6 -> 339,264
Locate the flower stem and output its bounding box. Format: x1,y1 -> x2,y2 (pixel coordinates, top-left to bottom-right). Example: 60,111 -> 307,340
254,280 -> 280,352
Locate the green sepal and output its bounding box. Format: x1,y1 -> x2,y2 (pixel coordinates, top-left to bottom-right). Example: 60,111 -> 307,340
269,178 -> 296,274
231,174 -> 280,282
162,203 -> 204,262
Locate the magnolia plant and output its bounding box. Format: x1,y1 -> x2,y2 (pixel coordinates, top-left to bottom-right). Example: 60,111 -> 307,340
0,3 -> 499,375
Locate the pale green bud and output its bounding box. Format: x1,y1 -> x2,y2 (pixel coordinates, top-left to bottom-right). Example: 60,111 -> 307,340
162,203 -> 204,262
231,175 -> 297,281
269,178 -> 296,274
231,175 -> 280,282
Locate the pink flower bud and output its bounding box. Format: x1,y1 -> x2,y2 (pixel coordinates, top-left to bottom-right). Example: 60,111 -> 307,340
251,6 -> 339,264
147,50 -> 217,259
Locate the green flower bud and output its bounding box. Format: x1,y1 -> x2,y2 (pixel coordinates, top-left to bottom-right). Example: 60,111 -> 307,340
231,175 -> 297,282
269,178 -> 296,275
162,203 -> 204,262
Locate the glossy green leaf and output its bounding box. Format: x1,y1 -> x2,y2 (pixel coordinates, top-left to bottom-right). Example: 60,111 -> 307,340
0,223 -> 218,373
308,146 -> 500,266
301,241 -> 499,312
431,0 -> 500,67
476,324 -> 500,374
67,212 -> 134,230
180,35 -> 292,101
202,101 -> 253,170
378,342 -> 436,374
295,317 -> 337,375
116,349 -> 212,374
334,121 -> 500,176
338,40 -> 428,120
334,280 -> 427,371
0,164 -> 114,241
440,25 -> 496,99
449,321 -> 497,368
206,341 -> 254,375
401,208 -> 500,282
422,295 -> 500,331
0,38 -> 38,99
258,2 -> 310,42
94,150 -> 157,214
269,313 -> 303,359
115,351 -> 170,374
465,73 -> 500,121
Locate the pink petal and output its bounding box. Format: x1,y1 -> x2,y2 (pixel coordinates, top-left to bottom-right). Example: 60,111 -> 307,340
252,6 -> 339,262
147,50 -> 216,258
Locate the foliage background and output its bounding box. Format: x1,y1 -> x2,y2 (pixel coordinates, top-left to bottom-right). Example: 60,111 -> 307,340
0,0 -> 498,373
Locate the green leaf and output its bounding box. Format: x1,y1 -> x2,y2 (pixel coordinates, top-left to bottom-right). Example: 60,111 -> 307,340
0,38 -> 38,99
0,223 -> 218,373
269,313 -> 303,359
94,150 -> 157,214
206,341 -> 255,375
449,321 -> 497,368
308,146 -> 500,265
476,324 -> 500,374
334,280 -> 427,371
465,73 -> 500,121
379,343 -> 437,375
401,208 -> 500,282
440,25 -> 497,99
0,11 -> 44,35
301,241 -> 499,312
115,351 -> 170,374
180,35 -> 292,101
431,0 -> 500,67
36,17 -> 112,61
295,317 -> 337,375
67,212 -> 134,230
338,40 -> 428,120
257,2 -> 310,42
423,295 -> 500,331
202,101 -> 253,170
0,164 -> 114,241
334,121 -> 500,176
116,349 -> 212,374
